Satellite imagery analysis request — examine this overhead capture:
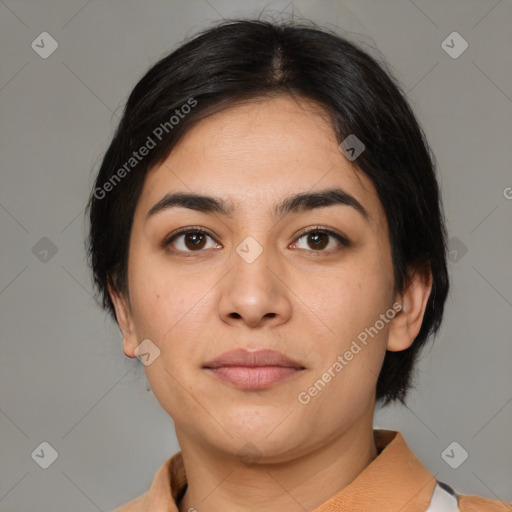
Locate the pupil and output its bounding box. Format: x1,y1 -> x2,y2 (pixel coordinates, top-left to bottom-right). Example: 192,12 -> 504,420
185,232 -> 206,250
309,232 -> 328,250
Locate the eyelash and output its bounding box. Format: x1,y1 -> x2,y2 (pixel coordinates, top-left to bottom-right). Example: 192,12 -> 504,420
162,226 -> 350,255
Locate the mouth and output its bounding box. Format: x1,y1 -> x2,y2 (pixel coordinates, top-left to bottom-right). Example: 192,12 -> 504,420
203,349 -> 305,390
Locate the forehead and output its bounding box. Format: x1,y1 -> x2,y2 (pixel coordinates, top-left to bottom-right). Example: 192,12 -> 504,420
136,96 -> 386,230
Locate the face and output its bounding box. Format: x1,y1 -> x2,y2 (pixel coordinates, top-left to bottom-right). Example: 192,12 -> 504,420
112,95 -> 426,463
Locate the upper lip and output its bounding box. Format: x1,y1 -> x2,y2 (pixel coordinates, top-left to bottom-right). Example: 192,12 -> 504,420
203,349 -> 304,369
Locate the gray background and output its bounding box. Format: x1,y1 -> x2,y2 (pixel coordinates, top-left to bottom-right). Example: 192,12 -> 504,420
1,0 -> 511,510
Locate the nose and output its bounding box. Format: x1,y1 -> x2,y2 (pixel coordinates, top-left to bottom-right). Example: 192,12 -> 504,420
217,242 -> 293,329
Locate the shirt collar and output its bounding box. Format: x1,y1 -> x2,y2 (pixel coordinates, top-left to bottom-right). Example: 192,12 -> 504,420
129,430 -> 436,512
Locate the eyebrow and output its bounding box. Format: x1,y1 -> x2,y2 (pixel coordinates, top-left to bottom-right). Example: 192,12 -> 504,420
146,188 -> 369,221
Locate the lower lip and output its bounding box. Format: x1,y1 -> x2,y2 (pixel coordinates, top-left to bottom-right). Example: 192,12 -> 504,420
206,366 -> 302,390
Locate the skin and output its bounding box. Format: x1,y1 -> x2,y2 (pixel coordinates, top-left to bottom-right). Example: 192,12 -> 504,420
110,95 -> 432,511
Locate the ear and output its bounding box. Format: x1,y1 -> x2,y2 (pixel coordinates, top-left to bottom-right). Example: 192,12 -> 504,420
108,284 -> 138,358
387,269 -> 433,352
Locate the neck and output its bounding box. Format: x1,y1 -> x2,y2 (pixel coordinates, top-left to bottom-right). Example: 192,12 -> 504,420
177,416 -> 378,512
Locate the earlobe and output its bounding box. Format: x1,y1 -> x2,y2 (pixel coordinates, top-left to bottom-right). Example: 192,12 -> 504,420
108,284 -> 138,358
387,270 -> 433,352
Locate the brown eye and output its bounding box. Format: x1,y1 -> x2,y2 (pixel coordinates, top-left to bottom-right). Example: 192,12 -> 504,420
292,228 -> 349,253
307,232 -> 329,250
183,232 -> 207,250
165,228 -> 220,253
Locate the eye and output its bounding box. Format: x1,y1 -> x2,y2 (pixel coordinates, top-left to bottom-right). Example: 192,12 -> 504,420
163,226 -> 348,254
291,227 -> 349,252
163,227 -> 221,253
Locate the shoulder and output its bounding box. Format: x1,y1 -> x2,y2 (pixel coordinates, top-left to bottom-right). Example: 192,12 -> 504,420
458,494 -> 512,512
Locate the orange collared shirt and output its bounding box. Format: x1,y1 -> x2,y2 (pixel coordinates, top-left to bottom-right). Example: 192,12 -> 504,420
114,430 -> 511,512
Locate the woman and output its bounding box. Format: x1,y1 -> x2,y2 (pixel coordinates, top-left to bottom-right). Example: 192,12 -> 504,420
87,19 -> 509,512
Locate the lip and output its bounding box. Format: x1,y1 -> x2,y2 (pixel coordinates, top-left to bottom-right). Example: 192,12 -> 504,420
203,349 -> 305,390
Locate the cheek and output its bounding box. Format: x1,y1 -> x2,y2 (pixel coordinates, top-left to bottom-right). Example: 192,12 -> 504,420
128,263 -> 210,417
297,260 -> 394,346
126,253 -> 221,401
127,252 -> 206,338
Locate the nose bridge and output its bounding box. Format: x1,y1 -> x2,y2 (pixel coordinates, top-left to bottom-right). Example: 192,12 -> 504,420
231,234 -> 276,297
218,233 -> 292,327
